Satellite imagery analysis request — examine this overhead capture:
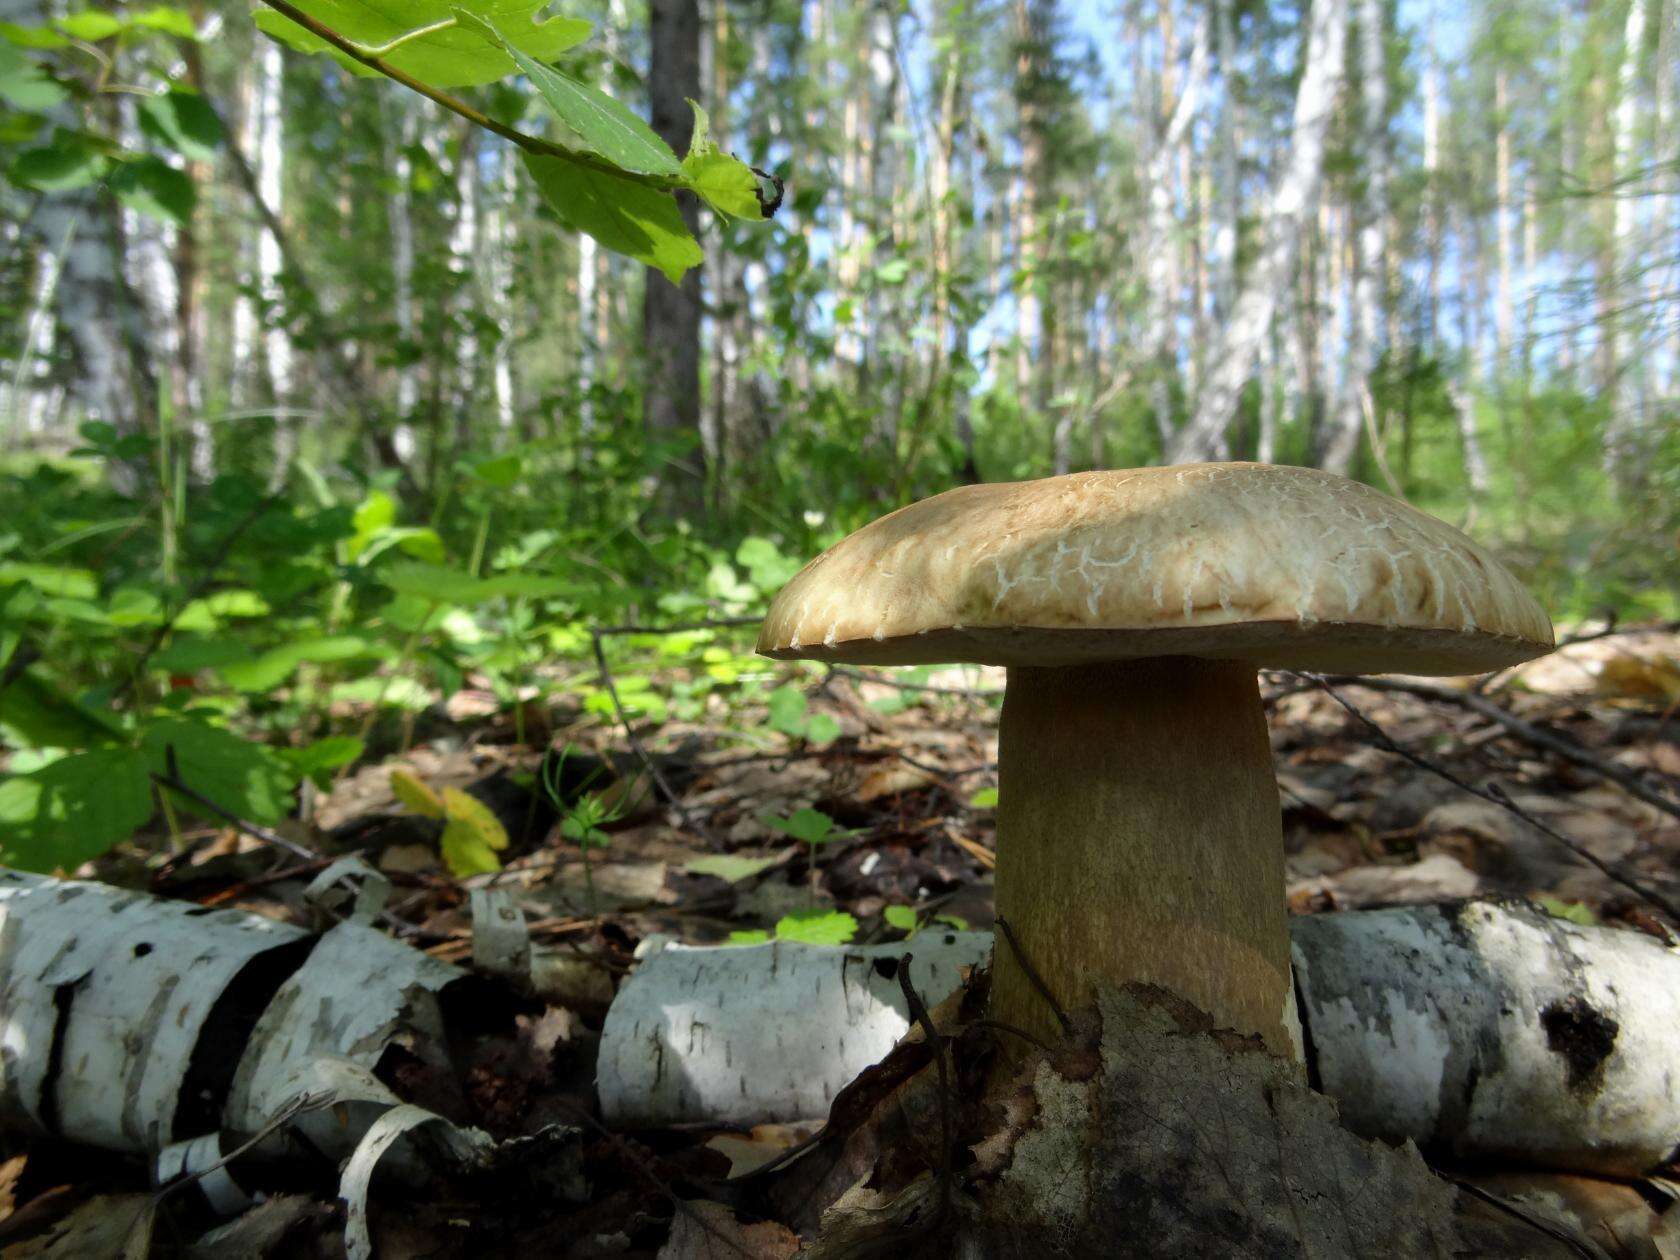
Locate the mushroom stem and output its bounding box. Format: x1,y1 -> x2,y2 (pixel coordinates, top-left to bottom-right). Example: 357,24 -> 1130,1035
992,656 -> 1301,1059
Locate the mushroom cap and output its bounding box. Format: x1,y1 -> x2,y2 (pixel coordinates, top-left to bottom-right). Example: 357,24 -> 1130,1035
757,464 -> 1554,674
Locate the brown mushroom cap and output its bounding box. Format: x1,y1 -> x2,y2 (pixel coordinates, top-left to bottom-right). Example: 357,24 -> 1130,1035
759,463 -> 1553,673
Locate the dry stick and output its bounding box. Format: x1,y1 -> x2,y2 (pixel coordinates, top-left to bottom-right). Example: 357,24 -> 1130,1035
898,956 -> 955,1223
588,629 -> 722,850
1315,673 -> 1680,824
995,915 -> 1073,1036
150,769 -> 318,863
1304,676 -> 1680,924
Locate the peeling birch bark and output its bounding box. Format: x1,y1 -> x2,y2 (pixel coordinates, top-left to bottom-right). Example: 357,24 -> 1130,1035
1292,900 -> 1680,1176
0,869 -> 310,1152
597,933 -> 993,1127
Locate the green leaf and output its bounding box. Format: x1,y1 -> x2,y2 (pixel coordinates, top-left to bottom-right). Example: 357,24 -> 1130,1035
142,719 -> 298,825
968,786 -> 998,809
391,767 -> 446,818
524,153 -> 700,284
0,42 -> 64,110
381,561 -> 570,604
472,452 -> 522,487
883,905 -> 919,934
459,10 -> 678,176
9,137 -> 106,191
440,786 -> 507,877
684,854 -> 779,882
774,909 -> 857,946
282,736 -> 363,785
681,150 -> 764,221
0,748 -> 153,872
727,929 -> 771,946
765,685 -> 807,735
760,807 -> 836,846
216,635 -> 378,692
1540,896 -> 1597,926
0,22 -> 71,49
804,713 -> 842,747
0,669 -> 124,751
256,0 -> 590,88
109,156 -> 196,225
131,7 -> 199,38
55,11 -> 124,41
152,636 -> 255,673
0,562 -> 96,599
137,89 -> 221,162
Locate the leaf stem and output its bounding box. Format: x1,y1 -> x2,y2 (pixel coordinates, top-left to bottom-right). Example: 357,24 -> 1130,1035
254,0 -> 674,189
346,16 -> 457,58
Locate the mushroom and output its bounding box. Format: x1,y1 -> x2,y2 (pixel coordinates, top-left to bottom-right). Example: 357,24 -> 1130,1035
757,463 -> 1553,1056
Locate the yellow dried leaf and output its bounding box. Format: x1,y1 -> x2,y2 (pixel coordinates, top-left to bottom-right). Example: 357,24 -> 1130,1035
438,787 -> 508,878
390,768 -> 445,818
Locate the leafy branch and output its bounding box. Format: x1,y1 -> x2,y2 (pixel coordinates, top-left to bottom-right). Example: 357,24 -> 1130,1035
253,0 -> 781,280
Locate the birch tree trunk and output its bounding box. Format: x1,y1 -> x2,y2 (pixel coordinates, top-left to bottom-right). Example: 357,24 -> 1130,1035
642,0 -> 705,520
1421,5 -> 1443,353
1322,0 -> 1388,476
1169,0 -> 1349,463
253,41 -> 293,487
1604,0 -> 1649,480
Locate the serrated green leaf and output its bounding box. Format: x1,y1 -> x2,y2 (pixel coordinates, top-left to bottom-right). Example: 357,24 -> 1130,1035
142,719 -> 298,825
391,767 -> 446,818
681,151 -> 763,220
458,10 -> 678,176
152,636 -> 255,673
524,153 -> 700,284
0,748 -> 153,872
774,909 -> 857,946
0,668 -> 124,750
255,0 -> 590,89
760,807 -> 835,845
0,562 -> 96,599
0,22 -> 71,49
137,89 -> 221,162
283,736 -> 363,782
968,786 -> 998,809
684,853 -> 778,882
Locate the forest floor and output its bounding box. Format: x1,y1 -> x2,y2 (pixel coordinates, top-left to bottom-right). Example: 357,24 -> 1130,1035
3,623 -> 1679,1257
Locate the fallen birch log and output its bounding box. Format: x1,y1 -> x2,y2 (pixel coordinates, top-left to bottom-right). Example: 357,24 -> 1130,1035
1291,898 -> 1680,1176
598,902 -> 1680,1176
597,931 -> 994,1127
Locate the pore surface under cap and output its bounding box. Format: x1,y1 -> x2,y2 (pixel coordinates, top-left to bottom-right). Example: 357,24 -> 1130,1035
758,463 -> 1553,673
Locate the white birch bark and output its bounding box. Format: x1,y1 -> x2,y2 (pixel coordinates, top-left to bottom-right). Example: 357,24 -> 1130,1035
1605,0 -> 1650,473
1422,5 -> 1442,351
1494,71 -> 1515,372
1322,0 -> 1387,475
253,41 -> 293,486
1169,0 -> 1349,463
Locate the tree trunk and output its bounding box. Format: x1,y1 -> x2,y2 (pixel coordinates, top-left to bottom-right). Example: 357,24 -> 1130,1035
642,0 -> 705,520
1603,0 -> 1649,480
1322,0 -> 1387,476
1169,0 -> 1349,463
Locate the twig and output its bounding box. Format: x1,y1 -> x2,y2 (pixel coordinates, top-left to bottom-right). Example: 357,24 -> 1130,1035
895,748 -> 995,779
996,915 -> 1073,1036
589,630 -> 722,849
1312,673 -> 1680,824
1305,676 -> 1680,924
150,770 -> 318,863
150,1091 -> 330,1208
1448,1178 -> 1601,1259
898,957 -> 954,1224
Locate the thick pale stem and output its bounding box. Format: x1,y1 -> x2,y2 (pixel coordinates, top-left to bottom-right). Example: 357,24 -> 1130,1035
992,657 -> 1300,1058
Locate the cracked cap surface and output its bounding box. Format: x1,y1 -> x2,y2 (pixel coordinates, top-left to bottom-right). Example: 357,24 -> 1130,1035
757,464 -> 1554,674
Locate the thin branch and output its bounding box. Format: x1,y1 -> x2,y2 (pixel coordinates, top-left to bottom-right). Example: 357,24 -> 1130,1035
1305,676 -> 1680,924
590,629 -> 722,849
1312,673 -> 1680,825
151,770 -> 318,863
